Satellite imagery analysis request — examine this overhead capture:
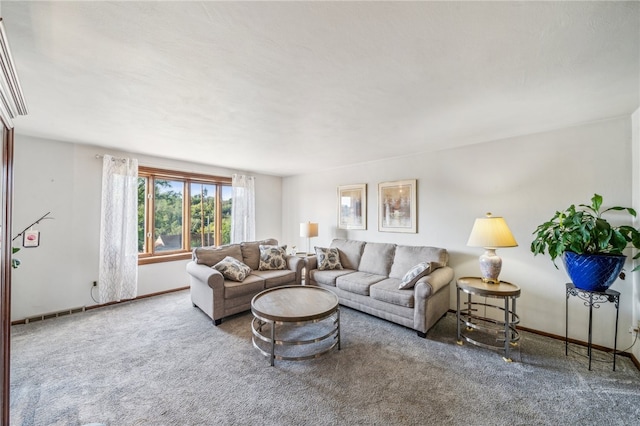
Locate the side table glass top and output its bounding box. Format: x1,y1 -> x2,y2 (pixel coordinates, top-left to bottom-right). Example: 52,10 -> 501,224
457,276 -> 521,297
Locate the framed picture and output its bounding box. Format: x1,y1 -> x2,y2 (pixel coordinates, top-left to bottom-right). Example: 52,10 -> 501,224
338,184 -> 367,230
378,179 -> 417,233
23,230 -> 40,248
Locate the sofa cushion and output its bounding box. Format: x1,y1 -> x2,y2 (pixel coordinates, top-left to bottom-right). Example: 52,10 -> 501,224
241,239 -> 279,270
336,271 -> 387,296
258,245 -> 288,270
311,269 -> 355,287
370,278 -> 415,308
330,239 -> 366,270
399,262 -> 433,290
358,242 -> 396,276
194,244 -> 243,267
315,247 -> 343,270
224,274 -> 265,299
253,269 -> 297,289
213,256 -> 252,282
389,245 -> 448,279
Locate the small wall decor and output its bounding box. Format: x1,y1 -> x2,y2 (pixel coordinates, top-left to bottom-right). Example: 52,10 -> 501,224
22,229 -> 40,248
378,179 -> 417,233
338,184 -> 367,230
13,211 -> 52,248
10,211 -> 52,268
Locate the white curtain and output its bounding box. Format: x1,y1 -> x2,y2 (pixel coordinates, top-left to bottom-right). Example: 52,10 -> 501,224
98,155 -> 139,303
231,174 -> 256,243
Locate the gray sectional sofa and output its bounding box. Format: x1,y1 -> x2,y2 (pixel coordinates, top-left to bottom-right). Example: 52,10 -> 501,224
187,239 -> 305,325
306,239 -> 454,337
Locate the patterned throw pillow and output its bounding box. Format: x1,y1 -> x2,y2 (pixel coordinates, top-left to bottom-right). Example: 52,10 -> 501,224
213,256 -> 252,282
258,245 -> 288,271
315,247 -> 343,271
399,262 -> 432,289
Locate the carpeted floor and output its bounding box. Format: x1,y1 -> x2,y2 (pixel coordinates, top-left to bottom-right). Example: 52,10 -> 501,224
10,290 -> 640,425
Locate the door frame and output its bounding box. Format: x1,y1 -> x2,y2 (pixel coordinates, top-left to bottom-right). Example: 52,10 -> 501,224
1,126 -> 13,425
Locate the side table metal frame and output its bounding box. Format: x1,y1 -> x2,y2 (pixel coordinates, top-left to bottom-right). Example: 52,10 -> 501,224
565,282 -> 619,371
456,277 -> 521,362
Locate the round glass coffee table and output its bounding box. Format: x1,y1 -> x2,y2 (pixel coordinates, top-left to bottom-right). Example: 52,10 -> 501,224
251,285 -> 340,366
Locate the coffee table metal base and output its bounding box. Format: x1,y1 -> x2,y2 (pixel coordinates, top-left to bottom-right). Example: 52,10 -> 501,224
251,286 -> 341,366
251,311 -> 340,366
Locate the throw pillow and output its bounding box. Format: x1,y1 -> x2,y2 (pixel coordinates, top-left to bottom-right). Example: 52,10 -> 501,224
399,262 -> 432,289
213,256 -> 252,282
258,245 -> 288,271
315,247 -> 343,271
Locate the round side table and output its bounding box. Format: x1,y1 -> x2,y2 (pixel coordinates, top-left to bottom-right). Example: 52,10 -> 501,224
456,276 -> 521,362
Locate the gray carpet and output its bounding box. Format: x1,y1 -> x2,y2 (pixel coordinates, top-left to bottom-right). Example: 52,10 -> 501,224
10,290 -> 640,426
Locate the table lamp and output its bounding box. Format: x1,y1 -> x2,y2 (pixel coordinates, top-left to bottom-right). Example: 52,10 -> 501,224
300,222 -> 318,255
467,213 -> 518,284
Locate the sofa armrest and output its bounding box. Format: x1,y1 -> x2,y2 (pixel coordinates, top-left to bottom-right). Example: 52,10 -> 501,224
286,255 -> 305,284
306,255 -> 317,270
304,255 -> 318,284
286,255 -> 304,272
186,261 -> 224,289
415,266 -> 454,299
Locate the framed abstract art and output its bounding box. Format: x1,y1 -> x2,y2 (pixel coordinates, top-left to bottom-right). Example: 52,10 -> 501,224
378,179 -> 417,233
338,184 -> 367,230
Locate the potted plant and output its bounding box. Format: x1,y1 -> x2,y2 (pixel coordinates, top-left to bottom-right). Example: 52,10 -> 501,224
531,193 -> 640,292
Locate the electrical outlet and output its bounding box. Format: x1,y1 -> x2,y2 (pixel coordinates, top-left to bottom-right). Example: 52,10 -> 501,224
92,281 -> 97,287
630,323 -> 640,334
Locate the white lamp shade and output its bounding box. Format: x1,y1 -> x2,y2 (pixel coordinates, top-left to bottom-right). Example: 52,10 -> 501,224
467,213 -> 517,248
300,222 -> 319,238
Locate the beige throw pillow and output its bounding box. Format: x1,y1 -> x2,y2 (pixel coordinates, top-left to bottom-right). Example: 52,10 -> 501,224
399,262 -> 432,289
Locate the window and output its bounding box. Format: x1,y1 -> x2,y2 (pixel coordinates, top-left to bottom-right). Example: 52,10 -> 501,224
138,167 -> 232,264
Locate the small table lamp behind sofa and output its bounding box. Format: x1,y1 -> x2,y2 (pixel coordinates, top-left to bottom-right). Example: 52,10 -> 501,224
300,222 -> 318,255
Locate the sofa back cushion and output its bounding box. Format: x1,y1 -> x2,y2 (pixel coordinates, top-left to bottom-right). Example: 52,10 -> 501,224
241,239 -> 278,270
389,245 -> 449,280
358,242 -> 396,276
330,239 -> 366,270
193,244 -> 243,267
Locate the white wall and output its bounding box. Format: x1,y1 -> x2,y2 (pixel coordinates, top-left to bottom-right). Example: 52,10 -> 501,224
283,116 -> 636,349
11,135 -> 283,321
12,117 -> 638,351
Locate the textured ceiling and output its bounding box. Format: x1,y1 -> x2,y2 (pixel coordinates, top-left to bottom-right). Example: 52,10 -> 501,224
3,1 -> 639,176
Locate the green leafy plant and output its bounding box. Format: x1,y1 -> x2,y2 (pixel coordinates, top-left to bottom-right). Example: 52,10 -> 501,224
12,247 -> 20,269
531,194 -> 640,271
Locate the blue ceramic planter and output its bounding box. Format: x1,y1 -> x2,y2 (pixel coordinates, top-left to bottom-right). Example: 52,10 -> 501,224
562,251 -> 626,292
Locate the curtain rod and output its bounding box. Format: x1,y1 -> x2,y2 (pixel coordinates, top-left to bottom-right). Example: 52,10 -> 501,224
95,154 -> 128,162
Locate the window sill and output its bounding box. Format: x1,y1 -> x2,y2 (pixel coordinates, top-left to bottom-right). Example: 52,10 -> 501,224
138,252 -> 192,265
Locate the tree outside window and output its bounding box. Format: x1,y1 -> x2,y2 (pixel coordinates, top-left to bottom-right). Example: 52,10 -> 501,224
137,168 -> 232,264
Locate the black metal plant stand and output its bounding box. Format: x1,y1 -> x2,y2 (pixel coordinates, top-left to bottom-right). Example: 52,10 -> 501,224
565,282 -> 620,371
